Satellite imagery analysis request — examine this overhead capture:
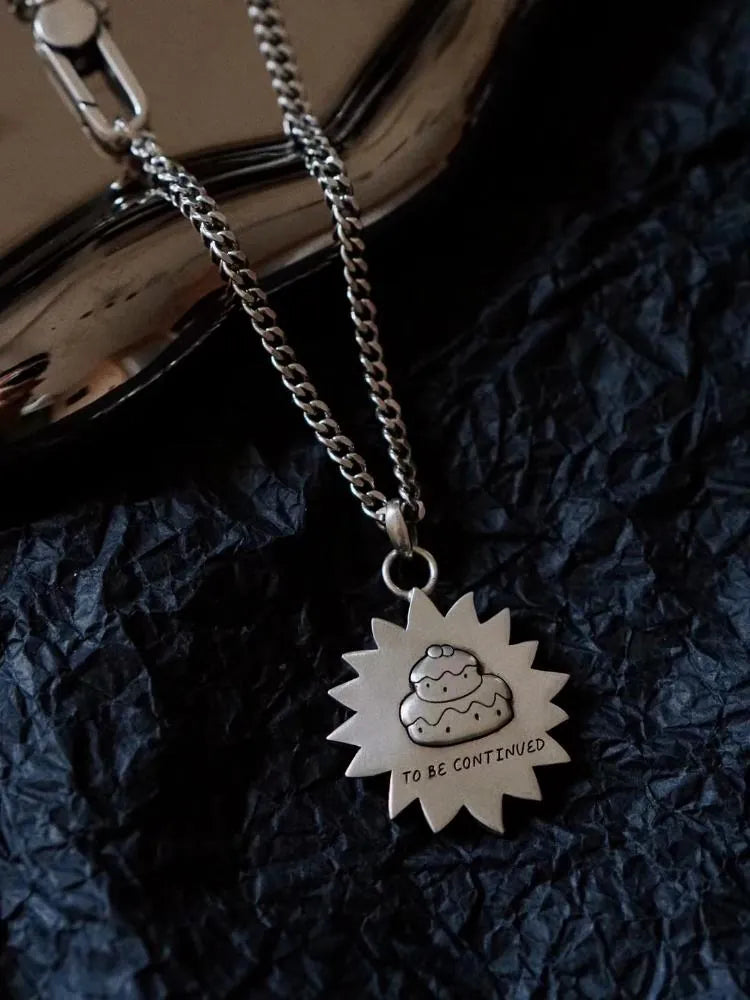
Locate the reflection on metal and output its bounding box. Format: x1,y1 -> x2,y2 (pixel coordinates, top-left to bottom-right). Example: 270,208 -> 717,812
0,0 -> 518,448
49,332 -> 176,422
0,354 -> 50,431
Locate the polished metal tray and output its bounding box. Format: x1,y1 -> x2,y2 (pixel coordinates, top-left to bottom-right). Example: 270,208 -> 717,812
0,0 -> 517,449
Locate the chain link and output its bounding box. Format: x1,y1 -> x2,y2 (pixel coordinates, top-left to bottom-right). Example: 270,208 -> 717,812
247,0 -> 423,523
131,136 -> 395,519
8,0 -> 45,19
11,0 -> 424,528
9,0 -> 106,19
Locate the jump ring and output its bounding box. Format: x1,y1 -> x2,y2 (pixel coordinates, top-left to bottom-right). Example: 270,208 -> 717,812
381,546 -> 438,600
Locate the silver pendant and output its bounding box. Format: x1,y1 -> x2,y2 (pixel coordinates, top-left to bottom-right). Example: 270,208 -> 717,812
328,589 -> 570,834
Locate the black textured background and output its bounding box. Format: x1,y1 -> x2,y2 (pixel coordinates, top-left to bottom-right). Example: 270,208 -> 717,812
1,0 -> 749,996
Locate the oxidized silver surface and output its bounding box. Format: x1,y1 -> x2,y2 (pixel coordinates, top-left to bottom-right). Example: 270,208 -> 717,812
329,590 -> 570,834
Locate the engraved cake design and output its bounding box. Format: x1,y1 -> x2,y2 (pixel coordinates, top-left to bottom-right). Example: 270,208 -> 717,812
329,590 -> 570,833
399,643 -> 513,747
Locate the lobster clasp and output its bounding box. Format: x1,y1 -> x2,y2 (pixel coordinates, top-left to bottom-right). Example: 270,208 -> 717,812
31,0 -> 148,157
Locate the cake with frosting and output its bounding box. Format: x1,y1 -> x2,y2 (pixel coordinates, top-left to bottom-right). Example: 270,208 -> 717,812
399,644 -> 513,747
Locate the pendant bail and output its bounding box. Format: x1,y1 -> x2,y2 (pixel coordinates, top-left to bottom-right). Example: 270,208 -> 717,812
383,499 -> 416,557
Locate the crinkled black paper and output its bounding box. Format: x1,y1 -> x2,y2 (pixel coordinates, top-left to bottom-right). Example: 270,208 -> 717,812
1,0 -> 749,996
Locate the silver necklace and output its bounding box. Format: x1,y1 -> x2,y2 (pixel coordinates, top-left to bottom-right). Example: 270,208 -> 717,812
14,0 -> 570,834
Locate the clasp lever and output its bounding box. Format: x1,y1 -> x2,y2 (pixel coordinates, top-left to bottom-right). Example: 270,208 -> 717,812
31,0 -> 148,157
